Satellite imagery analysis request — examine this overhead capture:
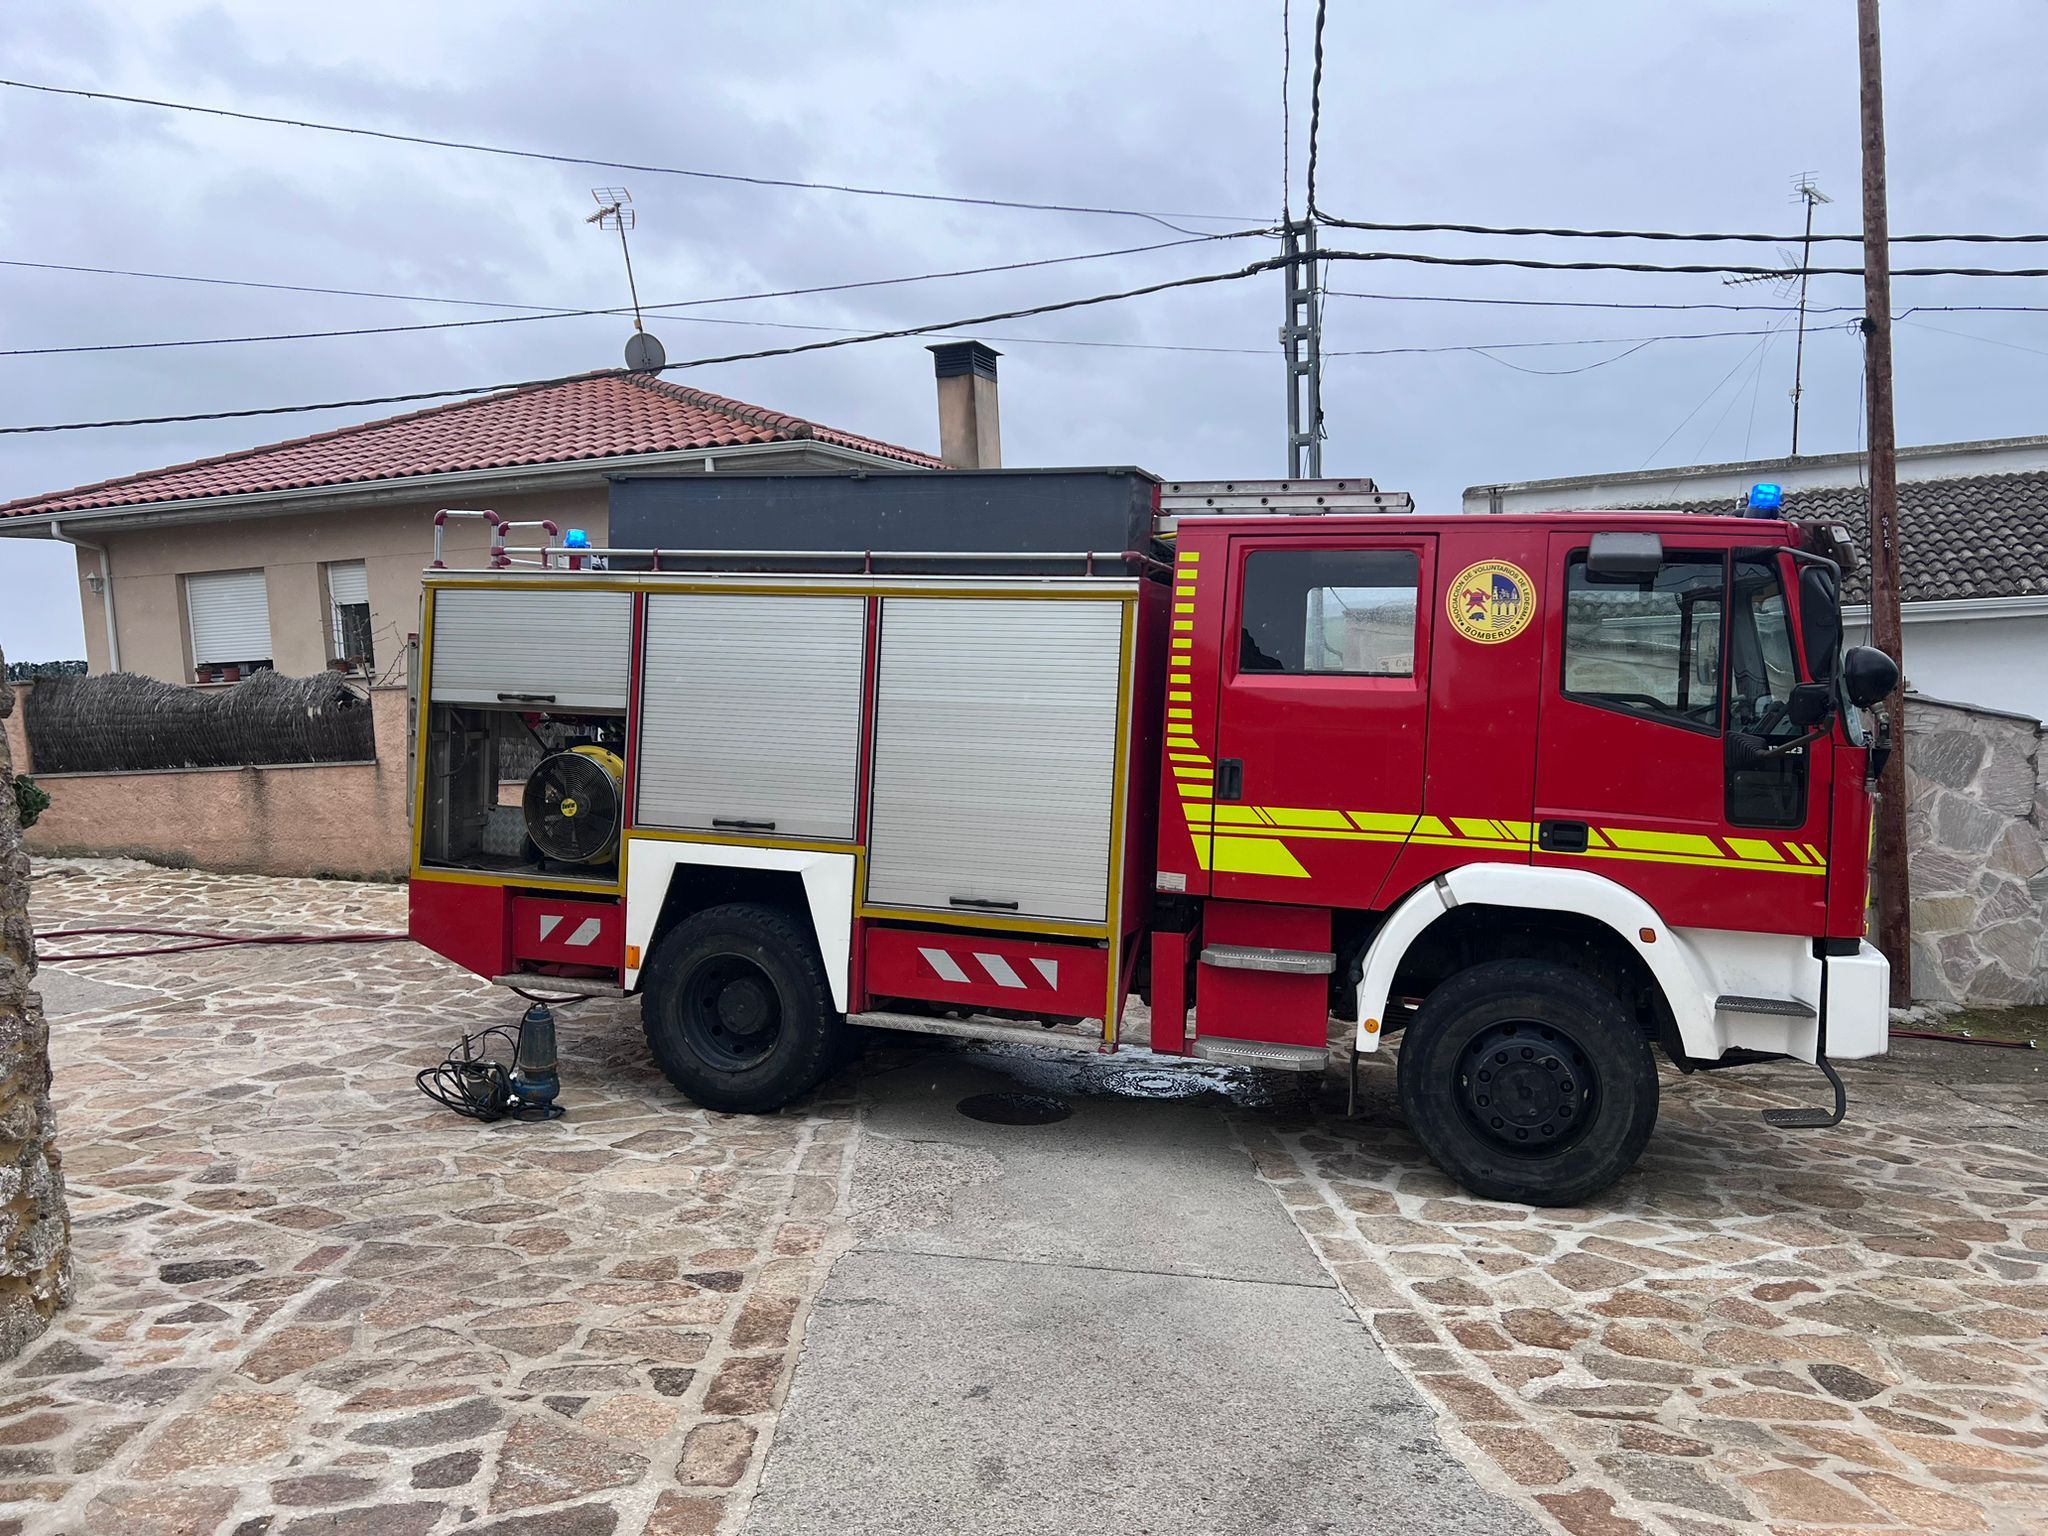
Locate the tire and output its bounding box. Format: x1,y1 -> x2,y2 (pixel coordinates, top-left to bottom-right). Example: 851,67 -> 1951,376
640,902 -> 843,1113
1395,959 -> 1658,1207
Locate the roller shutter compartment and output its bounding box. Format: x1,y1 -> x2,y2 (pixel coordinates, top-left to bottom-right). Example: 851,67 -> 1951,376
868,597 -> 1124,924
428,588 -> 632,711
637,593 -> 866,840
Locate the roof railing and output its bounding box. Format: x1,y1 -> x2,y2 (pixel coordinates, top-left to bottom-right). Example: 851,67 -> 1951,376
432,508 -> 560,569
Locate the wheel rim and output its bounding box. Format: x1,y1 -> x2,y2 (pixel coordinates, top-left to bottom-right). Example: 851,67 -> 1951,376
1454,1019 -> 1599,1157
680,955 -> 783,1072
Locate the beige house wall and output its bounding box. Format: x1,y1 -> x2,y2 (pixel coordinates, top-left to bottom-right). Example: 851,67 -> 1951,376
72,485 -> 612,684
9,684 -> 413,878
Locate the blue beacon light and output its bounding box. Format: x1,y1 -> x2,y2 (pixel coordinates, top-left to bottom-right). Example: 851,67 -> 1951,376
563,528 -> 591,548
1745,483 -> 1784,518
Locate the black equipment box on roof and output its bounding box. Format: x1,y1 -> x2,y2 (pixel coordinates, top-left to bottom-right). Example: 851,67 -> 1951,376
606,468 -> 1161,574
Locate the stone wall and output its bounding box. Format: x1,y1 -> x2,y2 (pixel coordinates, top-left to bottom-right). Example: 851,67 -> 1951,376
1902,694 -> 2048,1005
0,649 -> 72,1358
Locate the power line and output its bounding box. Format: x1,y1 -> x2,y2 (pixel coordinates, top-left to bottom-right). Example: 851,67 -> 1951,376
1316,213 -> 2048,245
0,231 -> 1269,359
1305,0 -> 1329,216
1316,248 -> 2048,278
0,77 -> 1262,233
1281,0 -> 1293,223
1330,288 -> 2048,317
0,258 -> 1292,435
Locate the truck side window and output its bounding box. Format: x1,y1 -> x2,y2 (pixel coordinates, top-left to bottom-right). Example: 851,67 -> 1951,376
1239,549 -> 1420,676
1562,551 -> 1725,733
1726,555 -> 1808,827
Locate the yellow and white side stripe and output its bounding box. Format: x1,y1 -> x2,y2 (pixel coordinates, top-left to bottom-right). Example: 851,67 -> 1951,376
1178,801 -> 1825,879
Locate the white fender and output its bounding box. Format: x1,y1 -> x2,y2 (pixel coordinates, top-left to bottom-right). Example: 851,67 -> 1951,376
1354,865 -> 1725,1060
622,838 -> 855,1011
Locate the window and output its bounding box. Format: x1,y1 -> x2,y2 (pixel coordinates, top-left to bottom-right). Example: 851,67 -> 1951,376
185,568 -> 273,680
1726,554 -> 1808,826
1562,552 -> 1724,731
1239,549 -> 1420,676
326,560 -> 375,671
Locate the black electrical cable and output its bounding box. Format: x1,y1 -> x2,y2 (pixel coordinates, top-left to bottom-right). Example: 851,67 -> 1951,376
0,230 -> 1270,359
414,1025 -> 566,1123
1316,212 -> 2048,245
1314,248 -> 2048,278
0,257 -> 1287,434
0,78 -> 1261,230
1305,0 -> 1329,217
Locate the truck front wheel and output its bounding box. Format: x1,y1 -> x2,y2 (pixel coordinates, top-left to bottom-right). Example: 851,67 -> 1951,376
1395,959 -> 1658,1207
640,902 -> 843,1113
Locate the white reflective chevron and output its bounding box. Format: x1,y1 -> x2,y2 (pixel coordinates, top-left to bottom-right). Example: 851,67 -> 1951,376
919,945 -> 1059,991
919,946 -> 971,984
538,913 -> 603,947
974,953 -> 1025,989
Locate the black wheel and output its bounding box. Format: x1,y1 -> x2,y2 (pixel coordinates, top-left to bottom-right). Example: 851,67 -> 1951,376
1395,960 -> 1658,1207
640,903 -> 843,1113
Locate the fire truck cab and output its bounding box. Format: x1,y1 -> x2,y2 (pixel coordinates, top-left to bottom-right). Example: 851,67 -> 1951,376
408,471 -> 1899,1205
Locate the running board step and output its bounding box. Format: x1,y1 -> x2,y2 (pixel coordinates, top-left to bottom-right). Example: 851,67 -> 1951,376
1188,1038 -> 1328,1072
849,1010 -> 1106,1054
1201,945 -> 1335,975
1715,993 -> 1816,1018
1762,1055 -> 1848,1129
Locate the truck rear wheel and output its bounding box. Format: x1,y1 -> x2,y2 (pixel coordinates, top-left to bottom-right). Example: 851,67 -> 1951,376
640,902 -> 843,1113
1395,959 -> 1658,1207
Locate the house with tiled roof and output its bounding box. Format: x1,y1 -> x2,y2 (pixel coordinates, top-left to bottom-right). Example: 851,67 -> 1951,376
1464,435 -> 2048,720
0,369 -> 946,684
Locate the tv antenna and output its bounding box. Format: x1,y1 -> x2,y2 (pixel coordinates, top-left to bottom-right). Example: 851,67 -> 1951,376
587,187 -> 665,372
1785,174 -> 1832,457
1721,174 -> 1833,456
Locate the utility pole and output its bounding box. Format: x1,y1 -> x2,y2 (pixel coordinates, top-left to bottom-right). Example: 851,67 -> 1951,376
1281,218 -> 1324,478
1789,174 -> 1831,457
1858,0 -> 1911,1006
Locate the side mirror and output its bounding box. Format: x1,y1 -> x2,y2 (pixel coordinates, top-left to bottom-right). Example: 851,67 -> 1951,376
1586,531 -> 1663,580
1842,645 -> 1900,709
1787,680 -> 1833,729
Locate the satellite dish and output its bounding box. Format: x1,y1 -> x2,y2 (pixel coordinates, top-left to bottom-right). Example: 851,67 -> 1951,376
625,332 -> 666,373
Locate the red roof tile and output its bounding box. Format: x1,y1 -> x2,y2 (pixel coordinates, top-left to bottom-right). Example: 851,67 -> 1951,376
2,371 -> 944,517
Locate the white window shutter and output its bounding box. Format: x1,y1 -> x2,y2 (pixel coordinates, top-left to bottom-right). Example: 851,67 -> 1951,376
186,568 -> 272,664
326,560 -> 369,606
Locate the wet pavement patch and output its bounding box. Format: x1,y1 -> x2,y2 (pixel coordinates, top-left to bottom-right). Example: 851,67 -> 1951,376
955,1092 -> 1072,1125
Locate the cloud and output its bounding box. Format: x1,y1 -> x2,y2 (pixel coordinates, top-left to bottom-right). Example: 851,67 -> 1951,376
2,0 -> 2044,663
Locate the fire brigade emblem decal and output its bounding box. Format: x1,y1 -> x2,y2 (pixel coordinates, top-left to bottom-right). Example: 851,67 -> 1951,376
1446,559 -> 1536,644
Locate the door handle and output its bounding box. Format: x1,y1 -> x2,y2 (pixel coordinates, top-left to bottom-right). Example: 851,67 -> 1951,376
1538,820 -> 1589,853
1216,759 -> 1244,801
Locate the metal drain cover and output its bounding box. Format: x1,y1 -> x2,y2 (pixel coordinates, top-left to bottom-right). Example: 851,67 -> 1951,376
956,1092 -> 1072,1126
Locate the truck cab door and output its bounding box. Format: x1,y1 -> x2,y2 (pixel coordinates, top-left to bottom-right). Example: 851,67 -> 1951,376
1533,533 -> 1832,935
1207,533 -> 1436,907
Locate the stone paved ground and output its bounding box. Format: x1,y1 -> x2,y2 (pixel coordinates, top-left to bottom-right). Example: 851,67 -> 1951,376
4,860 -> 2045,1536
4,861 -> 851,1536
1244,1047 -> 2048,1536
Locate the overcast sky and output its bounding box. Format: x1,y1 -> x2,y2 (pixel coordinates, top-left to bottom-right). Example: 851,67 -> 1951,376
3,0 -> 2045,662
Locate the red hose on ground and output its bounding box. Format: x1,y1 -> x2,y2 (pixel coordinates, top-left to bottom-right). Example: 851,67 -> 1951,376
36,926 -> 408,964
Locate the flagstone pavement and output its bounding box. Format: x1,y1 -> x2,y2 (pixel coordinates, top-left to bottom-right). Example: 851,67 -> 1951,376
1,860 -> 2043,1536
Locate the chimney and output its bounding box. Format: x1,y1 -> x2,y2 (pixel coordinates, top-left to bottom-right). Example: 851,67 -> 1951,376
928,341 -> 1001,469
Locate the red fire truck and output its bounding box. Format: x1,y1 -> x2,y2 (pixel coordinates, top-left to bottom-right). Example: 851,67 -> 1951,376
408,472 -> 1899,1204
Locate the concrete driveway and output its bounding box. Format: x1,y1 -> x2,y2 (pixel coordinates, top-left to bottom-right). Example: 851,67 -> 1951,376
743,1043 -> 1538,1536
